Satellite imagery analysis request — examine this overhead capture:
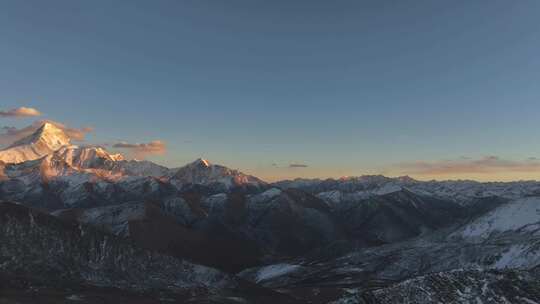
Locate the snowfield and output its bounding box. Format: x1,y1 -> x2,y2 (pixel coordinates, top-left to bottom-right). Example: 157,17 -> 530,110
457,197 -> 540,240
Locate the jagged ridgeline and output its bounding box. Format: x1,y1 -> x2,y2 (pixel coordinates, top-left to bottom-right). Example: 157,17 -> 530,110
2,122 -> 540,303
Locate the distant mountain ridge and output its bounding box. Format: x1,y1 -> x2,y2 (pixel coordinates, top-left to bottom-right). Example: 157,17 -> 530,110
171,158 -> 266,192
4,122 -> 540,204
5,123 -> 540,302
2,123 -> 540,214
0,123 -> 268,209
0,122 -> 264,179
275,175 -> 540,205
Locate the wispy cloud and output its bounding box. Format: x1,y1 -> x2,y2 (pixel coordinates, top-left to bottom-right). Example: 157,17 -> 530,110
289,163 -> 309,168
113,140 -> 167,159
0,120 -> 93,146
0,107 -> 42,118
397,156 -> 540,175
44,120 -> 94,141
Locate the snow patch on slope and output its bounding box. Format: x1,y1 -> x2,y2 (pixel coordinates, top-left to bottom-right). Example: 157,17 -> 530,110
494,245 -> 533,269
458,197 -> 540,240
374,183 -> 402,195
255,263 -> 300,283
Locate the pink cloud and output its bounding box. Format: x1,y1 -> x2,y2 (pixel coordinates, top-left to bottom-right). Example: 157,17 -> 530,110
289,163 -> 309,168
397,156 -> 540,175
113,140 -> 167,159
0,107 -> 42,118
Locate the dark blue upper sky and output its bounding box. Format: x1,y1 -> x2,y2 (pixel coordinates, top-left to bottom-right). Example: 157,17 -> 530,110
1,0 -> 540,181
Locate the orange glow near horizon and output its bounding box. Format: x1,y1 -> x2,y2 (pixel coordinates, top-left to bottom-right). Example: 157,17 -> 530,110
249,168 -> 540,183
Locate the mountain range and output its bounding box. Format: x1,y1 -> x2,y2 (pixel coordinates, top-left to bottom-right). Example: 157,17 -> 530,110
2,122 -> 540,303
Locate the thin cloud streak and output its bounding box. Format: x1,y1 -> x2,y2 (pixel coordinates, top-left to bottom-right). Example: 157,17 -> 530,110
397,156 -> 540,175
0,107 -> 42,118
113,140 -> 167,159
289,163 -> 309,168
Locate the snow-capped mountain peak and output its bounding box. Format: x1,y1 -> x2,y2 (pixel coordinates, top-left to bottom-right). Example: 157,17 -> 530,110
9,122 -> 70,149
170,158 -> 266,190
187,158 -> 211,168
0,122 -> 71,164
199,158 -> 210,167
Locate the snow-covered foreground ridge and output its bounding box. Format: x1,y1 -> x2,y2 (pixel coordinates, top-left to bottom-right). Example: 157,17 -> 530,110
453,196 -> 540,240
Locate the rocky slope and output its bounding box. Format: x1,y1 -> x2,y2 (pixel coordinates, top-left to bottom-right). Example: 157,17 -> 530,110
4,172 -> 540,303
53,200 -> 264,273
0,201 -> 304,303
0,201 -> 235,294
52,188 -> 341,272
451,196 -> 540,242
330,189 -> 464,246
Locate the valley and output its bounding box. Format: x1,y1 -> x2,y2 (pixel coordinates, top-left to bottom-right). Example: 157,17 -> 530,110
1,123 -> 540,303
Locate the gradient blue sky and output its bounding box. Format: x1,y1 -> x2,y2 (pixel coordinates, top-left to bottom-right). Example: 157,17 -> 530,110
1,0 -> 540,181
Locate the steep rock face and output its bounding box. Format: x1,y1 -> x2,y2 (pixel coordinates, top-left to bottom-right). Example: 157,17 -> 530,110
0,201 -> 236,294
0,123 -> 70,164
